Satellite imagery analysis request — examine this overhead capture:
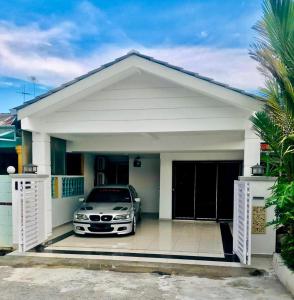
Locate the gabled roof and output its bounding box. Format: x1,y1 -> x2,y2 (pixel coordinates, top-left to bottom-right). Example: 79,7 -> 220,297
14,50 -> 259,112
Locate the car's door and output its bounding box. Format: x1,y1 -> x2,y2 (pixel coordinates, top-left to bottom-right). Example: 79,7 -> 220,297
129,186 -> 140,217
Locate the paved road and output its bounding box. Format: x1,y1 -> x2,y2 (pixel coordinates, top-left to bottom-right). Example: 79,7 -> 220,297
0,266 -> 291,300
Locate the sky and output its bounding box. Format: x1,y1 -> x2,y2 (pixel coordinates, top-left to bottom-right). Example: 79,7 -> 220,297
0,0 -> 263,112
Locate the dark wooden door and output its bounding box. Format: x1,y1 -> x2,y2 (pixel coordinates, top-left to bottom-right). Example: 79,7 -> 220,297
195,162 -> 217,219
217,162 -> 241,220
173,161 -> 242,221
172,162 -> 195,219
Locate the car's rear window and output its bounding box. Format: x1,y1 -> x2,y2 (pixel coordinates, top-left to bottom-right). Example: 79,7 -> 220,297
86,188 -> 131,203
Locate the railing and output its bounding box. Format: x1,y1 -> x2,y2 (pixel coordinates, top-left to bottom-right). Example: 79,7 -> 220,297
51,176 -> 84,198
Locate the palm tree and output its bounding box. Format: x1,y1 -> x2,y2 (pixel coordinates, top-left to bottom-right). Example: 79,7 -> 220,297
250,0 -> 294,269
250,0 -> 294,181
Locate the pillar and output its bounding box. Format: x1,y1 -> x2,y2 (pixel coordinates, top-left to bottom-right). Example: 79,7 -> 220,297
32,132 -> 52,237
159,154 -> 172,219
15,145 -> 23,174
244,126 -> 260,176
32,132 -> 51,174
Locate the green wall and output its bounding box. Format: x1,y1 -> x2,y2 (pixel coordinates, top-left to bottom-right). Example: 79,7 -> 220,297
0,176 -> 12,248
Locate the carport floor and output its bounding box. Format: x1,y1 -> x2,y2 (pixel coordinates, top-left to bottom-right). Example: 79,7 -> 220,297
47,217 -> 226,259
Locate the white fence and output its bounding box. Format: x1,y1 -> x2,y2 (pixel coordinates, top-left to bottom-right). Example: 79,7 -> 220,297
233,180 -> 252,265
11,175 -> 48,252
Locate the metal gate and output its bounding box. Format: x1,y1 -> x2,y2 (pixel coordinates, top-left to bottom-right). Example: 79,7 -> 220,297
12,175 -> 50,252
233,180 -> 252,265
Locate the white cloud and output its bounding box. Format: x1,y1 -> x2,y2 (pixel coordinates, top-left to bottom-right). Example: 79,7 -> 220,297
200,31 -> 208,38
0,20 -> 263,91
0,21 -> 84,85
0,80 -> 14,87
140,47 -> 264,90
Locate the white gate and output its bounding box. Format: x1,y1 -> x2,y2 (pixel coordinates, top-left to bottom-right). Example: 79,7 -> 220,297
12,175 -> 50,252
233,180 -> 252,265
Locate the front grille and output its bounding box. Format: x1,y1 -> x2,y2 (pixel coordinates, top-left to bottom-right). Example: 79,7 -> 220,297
88,224 -> 113,232
101,215 -> 112,222
89,215 -> 100,221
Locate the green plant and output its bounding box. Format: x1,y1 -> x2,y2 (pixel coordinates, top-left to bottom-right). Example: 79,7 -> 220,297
267,180 -> 294,228
250,0 -> 294,181
250,0 -> 294,269
267,180 -> 294,269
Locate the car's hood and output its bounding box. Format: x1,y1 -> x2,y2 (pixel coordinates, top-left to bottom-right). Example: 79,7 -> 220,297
78,202 -> 132,214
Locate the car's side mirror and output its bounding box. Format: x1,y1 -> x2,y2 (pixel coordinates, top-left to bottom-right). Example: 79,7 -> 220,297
134,197 -> 141,203
79,197 -> 85,202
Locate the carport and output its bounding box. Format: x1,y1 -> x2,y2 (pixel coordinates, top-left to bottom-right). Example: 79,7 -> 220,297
46,149 -> 235,262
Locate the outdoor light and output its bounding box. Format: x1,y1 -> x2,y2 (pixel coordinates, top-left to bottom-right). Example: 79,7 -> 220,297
6,166 -> 16,174
251,164 -> 265,176
23,164 -> 38,174
133,156 -> 141,167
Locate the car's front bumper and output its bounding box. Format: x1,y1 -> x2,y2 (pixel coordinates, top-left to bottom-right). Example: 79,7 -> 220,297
73,221 -> 133,235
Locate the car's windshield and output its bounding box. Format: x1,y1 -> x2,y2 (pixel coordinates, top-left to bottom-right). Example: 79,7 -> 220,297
86,188 -> 131,203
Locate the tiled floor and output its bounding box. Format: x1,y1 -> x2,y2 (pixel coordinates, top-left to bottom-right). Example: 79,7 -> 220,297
48,216 -> 224,258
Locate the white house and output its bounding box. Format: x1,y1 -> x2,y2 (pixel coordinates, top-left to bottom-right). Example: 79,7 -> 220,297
11,51 -> 273,263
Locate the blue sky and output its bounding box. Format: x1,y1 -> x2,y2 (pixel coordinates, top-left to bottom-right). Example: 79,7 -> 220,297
0,0 -> 263,112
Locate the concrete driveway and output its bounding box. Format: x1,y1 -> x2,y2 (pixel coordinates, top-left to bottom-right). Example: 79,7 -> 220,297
0,265 -> 291,300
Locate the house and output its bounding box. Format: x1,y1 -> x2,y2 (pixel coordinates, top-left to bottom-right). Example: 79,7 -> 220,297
0,113 -> 23,174
0,113 -> 21,248
10,51 -> 275,263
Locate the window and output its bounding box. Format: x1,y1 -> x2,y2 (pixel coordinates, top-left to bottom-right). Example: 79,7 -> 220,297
66,153 -> 83,175
86,188 -> 131,203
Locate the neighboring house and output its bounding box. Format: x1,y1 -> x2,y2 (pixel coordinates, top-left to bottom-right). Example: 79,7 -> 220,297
0,113 -> 21,248
0,113 -> 22,174
9,51 -> 275,262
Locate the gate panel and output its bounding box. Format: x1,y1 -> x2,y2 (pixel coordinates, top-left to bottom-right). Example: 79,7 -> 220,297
233,180 -> 252,264
12,176 -> 48,252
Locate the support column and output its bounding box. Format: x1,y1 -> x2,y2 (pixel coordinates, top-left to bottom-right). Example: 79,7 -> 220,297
15,145 -> 23,174
159,154 -> 172,219
32,132 -> 51,174
244,126 -> 260,176
32,132 -> 52,237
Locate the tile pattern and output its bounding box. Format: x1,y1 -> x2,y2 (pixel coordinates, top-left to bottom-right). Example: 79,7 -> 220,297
252,206 -> 266,234
50,217 -> 224,257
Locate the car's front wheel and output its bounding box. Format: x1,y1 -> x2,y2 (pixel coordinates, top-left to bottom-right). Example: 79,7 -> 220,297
130,216 -> 136,235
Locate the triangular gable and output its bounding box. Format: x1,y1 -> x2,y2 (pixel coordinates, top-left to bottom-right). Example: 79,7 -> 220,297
17,51 -> 264,119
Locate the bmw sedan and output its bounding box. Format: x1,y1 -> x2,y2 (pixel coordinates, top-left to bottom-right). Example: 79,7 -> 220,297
73,185 -> 141,235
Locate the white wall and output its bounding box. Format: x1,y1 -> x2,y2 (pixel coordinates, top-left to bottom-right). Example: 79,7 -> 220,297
159,151 -> 244,219
244,127 -> 260,176
66,131 -> 244,153
27,71 -> 253,134
52,196 -> 80,228
129,156 -> 160,214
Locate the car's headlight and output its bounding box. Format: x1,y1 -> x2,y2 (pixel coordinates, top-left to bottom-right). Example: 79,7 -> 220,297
113,214 -> 131,220
75,213 -> 89,220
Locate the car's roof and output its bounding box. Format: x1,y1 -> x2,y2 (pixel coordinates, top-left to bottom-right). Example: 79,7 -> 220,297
93,184 -> 130,189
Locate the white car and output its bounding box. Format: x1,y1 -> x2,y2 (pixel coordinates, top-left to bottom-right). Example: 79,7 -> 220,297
73,185 -> 141,235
